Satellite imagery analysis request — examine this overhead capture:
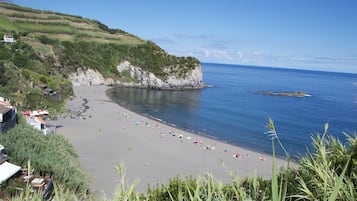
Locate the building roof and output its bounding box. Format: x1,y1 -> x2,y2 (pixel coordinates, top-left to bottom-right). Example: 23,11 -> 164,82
0,161 -> 21,183
0,105 -> 12,114
36,116 -> 46,124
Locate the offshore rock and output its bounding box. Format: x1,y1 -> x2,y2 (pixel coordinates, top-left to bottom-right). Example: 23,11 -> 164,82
260,91 -> 311,97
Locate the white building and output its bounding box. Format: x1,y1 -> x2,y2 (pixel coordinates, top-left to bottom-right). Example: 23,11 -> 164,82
23,110 -> 55,135
0,97 -> 17,133
0,144 -> 21,184
3,35 -> 15,43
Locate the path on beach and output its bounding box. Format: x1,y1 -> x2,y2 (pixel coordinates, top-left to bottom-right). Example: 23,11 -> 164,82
53,85 -> 290,197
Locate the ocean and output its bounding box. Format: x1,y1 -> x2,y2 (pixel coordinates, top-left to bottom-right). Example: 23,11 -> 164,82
107,63 -> 357,158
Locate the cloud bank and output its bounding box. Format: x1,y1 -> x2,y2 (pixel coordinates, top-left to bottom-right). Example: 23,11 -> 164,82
151,34 -> 357,74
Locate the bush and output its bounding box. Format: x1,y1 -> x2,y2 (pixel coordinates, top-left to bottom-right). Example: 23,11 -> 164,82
1,123 -> 90,195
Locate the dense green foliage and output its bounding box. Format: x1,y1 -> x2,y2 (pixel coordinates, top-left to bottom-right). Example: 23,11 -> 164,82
0,122 -> 90,197
0,32 -> 72,111
126,41 -> 199,78
0,2 -> 76,111
54,39 -> 198,79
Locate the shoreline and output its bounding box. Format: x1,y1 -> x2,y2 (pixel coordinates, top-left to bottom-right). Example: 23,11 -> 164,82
105,87 -> 292,160
52,85 -> 292,198
107,93 -> 281,159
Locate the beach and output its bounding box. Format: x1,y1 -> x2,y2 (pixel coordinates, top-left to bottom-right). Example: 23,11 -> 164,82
53,85 -> 291,197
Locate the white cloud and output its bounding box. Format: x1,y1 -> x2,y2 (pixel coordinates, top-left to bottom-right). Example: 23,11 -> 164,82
233,51 -> 269,63
151,37 -> 178,46
200,48 -> 233,61
172,33 -> 212,40
152,34 -> 357,73
226,51 -> 357,73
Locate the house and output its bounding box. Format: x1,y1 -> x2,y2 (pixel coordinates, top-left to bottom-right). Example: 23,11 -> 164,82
0,105 -> 12,123
0,97 -> 17,134
22,110 -> 55,135
3,35 -> 15,43
0,144 -> 21,184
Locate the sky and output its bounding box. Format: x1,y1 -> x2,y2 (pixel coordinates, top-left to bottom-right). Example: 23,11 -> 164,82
7,0 -> 357,73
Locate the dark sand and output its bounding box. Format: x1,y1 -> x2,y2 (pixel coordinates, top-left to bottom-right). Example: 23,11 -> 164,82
54,85 -> 290,197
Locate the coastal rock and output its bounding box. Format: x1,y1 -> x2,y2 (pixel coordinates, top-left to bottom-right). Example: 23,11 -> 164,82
165,65 -> 204,89
116,61 -> 205,89
260,91 -> 311,97
68,61 -> 205,89
68,68 -> 106,86
116,61 -> 165,88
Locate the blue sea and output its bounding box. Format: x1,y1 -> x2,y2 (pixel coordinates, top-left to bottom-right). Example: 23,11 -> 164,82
107,63 -> 357,158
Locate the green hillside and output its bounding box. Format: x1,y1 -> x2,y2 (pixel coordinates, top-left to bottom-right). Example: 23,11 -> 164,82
0,2 -> 142,44
0,2 -> 199,111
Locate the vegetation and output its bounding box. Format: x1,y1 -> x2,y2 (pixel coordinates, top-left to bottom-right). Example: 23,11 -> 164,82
0,2 -> 200,111
0,121 -> 90,199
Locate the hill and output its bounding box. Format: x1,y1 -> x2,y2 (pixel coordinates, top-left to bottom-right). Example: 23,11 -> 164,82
0,2 -> 204,111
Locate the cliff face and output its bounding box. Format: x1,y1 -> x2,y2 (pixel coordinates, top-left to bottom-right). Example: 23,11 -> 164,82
69,61 -> 205,89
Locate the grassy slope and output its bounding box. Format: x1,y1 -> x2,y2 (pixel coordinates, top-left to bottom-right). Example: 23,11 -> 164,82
0,3 -> 143,44
0,3 -> 199,111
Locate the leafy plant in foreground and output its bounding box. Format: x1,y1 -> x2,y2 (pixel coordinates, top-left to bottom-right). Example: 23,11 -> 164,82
292,124 -> 355,201
266,118 -> 290,201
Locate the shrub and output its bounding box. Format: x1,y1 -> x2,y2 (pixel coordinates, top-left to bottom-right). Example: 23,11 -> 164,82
1,123 -> 90,195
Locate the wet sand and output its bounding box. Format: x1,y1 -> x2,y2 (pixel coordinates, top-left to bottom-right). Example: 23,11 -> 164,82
53,85 -> 291,197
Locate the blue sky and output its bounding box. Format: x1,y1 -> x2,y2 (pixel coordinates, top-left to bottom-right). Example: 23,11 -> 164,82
9,0 -> 357,73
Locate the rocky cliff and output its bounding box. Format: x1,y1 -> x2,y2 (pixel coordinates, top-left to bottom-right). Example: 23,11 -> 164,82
69,61 -> 205,89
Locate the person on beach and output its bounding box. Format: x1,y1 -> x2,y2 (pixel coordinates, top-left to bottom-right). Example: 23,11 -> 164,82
233,153 -> 242,159
193,139 -> 201,145
206,144 -> 215,150
160,131 -> 166,138
259,155 -> 265,161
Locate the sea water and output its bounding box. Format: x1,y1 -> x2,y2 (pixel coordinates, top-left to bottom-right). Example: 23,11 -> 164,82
107,63 -> 357,158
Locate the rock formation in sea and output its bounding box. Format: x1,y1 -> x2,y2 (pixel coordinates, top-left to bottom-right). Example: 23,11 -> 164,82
260,91 -> 311,97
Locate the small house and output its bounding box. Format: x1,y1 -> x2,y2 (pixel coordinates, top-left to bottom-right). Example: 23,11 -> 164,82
3,35 -> 15,43
0,97 -> 17,134
22,110 -> 55,135
0,144 -> 21,184
0,105 -> 12,123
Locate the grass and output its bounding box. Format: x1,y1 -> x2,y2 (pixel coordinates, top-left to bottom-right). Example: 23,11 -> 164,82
0,15 -> 20,32
291,124 -> 355,200
17,23 -> 75,34
0,2 -> 142,44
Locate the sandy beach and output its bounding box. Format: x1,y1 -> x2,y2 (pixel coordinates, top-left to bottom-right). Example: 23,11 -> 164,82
53,85 -> 291,197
